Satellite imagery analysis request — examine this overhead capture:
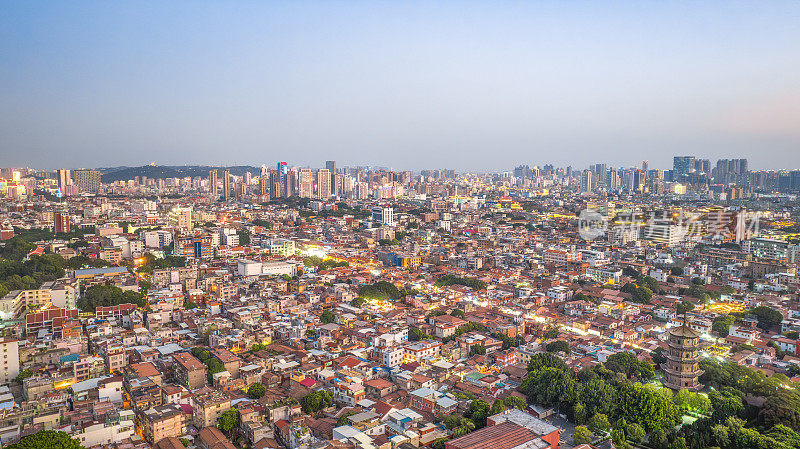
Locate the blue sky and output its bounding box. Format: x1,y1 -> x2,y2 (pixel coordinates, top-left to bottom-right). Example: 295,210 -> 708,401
1,1 -> 799,171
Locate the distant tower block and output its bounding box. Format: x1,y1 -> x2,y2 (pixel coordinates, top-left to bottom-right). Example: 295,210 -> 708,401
663,324 -> 703,391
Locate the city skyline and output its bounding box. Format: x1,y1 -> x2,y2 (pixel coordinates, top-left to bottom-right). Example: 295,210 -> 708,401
3,155 -> 795,175
2,2 -> 800,171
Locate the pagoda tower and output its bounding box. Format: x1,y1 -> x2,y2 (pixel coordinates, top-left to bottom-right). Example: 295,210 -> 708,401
663,322 -> 703,391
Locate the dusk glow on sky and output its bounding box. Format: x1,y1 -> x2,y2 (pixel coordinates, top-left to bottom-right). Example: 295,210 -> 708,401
2,1 -> 799,171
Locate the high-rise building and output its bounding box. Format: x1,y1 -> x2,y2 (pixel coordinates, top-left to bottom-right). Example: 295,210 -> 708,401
695,159 -> 710,174
607,169 -> 620,190
269,169 -> 280,198
209,169 -> 218,198
514,165 -> 534,179
317,169 -> 331,199
259,174 -> 269,196
372,206 -> 395,226
286,169 -> 298,197
222,169 -> 231,201
298,168 -> 313,198
326,161 -> 336,194
54,212 -> 70,234
673,156 -> 696,178
57,169 -> 72,194
580,170 -> 594,193
591,164 -> 606,187
633,169 -> 644,192
73,170 -> 101,193
276,162 -> 288,185
713,158 -> 749,185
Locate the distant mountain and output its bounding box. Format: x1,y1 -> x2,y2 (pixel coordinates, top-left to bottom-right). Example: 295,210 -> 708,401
100,165 -> 262,183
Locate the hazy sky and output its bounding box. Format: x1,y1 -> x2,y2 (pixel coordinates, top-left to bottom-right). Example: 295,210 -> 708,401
2,1 -> 800,172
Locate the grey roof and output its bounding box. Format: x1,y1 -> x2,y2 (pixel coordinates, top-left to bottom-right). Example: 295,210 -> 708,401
487,408 -> 559,436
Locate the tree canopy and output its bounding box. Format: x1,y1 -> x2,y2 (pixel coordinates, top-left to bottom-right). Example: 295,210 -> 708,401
750,306 -> 784,331
605,351 -> 655,380
7,430 -> 84,449
301,390 -> 333,414
359,281 -> 405,301
434,274 -> 487,290
78,285 -> 146,312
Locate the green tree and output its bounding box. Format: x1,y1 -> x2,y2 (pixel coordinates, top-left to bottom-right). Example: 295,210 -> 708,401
545,340 -> 570,354
237,229 -> 250,246
605,351 -> 654,379
673,389 -> 692,408
522,367 -> 577,407
78,285 -> 145,312
432,438 -> 449,449
459,418 -> 476,434
671,436 -> 688,449
409,326 -> 433,341
301,390 -> 333,414
320,310 -> 335,324
14,368 -> 33,383
688,392 -> 712,414
464,400 -> 491,428
491,400 -> 506,414
712,314 -> 737,337
766,424 -> 800,448
7,430 -> 84,449
503,396 -> 527,410
751,305 -> 784,330
759,391 -> 800,431
641,276 -> 659,292
0,236 -> 35,261
247,382 -> 266,399
709,388 -> 745,421
350,298 -> 366,307
337,411 -> 357,426
450,309 -> 465,318
543,327 -> 560,339
526,352 -> 569,373
620,282 -> 653,303
579,378 -> 616,417
651,346 -> 667,367
612,427 -> 629,449
650,427 -> 668,449
444,414 -> 462,430
625,423 -> 645,444
359,281 -> 404,301
589,413 -> 610,433
676,300 -> 694,315
469,344 -> 486,356
218,409 -> 240,437
617,383 -> 680,432
435,274 -> 486,290
573,402 -> 587,425
573,425 -> 592,445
